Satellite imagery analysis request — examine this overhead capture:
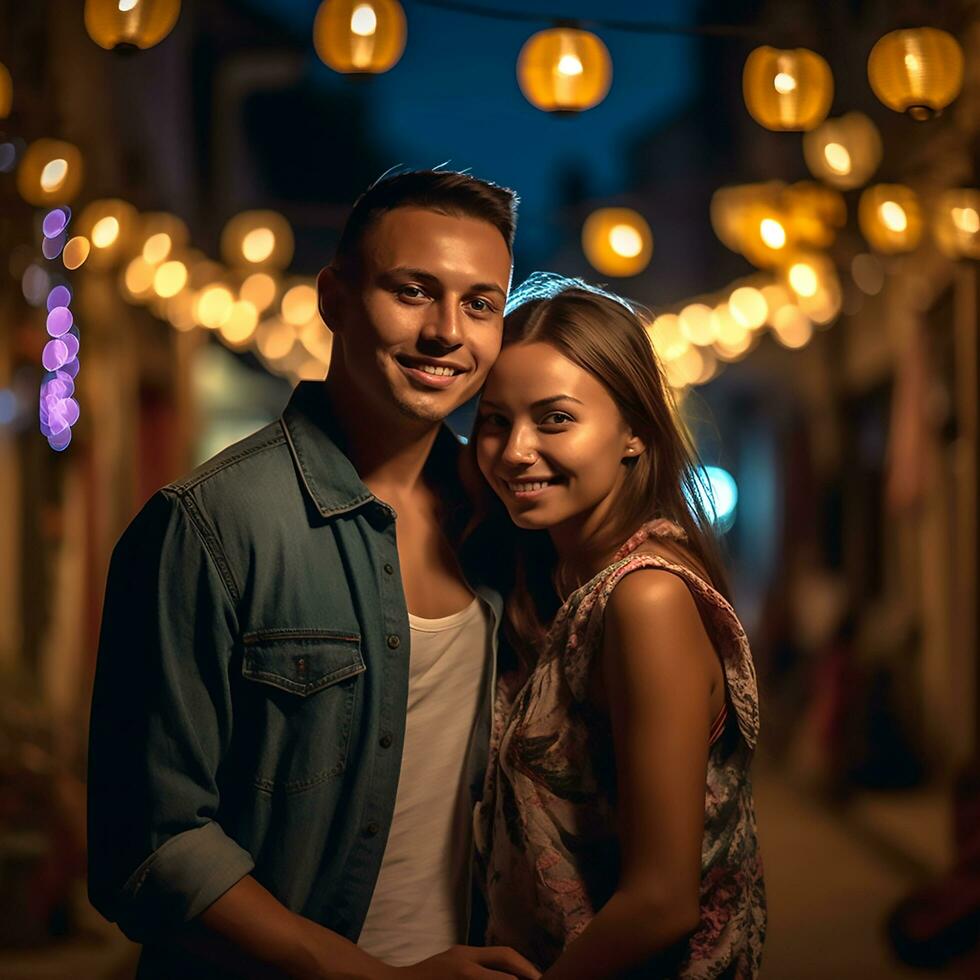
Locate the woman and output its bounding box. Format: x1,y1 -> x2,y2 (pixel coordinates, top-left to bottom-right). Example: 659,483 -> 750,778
469,275 -> 766,979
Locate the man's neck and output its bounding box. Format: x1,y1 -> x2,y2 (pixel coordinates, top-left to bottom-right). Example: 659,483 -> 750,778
323,369 -> 441,503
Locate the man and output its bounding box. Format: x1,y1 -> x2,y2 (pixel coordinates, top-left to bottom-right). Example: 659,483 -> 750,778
88,170 -> 539,980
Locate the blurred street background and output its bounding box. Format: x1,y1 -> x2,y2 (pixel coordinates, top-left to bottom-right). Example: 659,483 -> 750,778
1,1 -> 979,976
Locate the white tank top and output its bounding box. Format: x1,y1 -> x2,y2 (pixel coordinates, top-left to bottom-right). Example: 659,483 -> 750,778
357,596 -> 493,966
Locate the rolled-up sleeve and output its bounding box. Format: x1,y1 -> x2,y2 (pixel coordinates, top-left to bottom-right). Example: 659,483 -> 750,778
87,489 -> 255,943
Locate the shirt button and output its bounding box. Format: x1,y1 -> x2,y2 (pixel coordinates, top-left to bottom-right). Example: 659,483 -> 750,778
386,633 -> 400,650
379,733 -> 393,749
364,821 -> 380,837
383,562 -> 395,575
295,657 -> 306,673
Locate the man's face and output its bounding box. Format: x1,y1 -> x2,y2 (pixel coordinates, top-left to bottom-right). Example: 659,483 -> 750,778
321,207 -> 512,425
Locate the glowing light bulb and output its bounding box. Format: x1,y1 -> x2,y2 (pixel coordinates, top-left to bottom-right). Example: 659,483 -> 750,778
62,236 -> 90,270
154,260 -> 188,298
760,218 -> 786,249
240,272 -> 277,312
143,232 -> 173,264
788,262 -> 819,297
952,207 -> 979,234
823,142 -> 851,174
608,224 -> 643,258
281,284 -> 318,325
40,158 -> 68,193
242,227 -> 275,263
773,72 -> 797,94
904,52 -> 921,74
879,200 -> 907,232
91,216 -> 121,249
118,0 -> 140,10
729,286 -> 768,329
557,54 -> 584,76
350,3 -> 378,36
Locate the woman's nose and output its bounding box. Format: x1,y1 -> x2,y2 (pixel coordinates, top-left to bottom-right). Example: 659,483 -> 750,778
502,427 -> 538,465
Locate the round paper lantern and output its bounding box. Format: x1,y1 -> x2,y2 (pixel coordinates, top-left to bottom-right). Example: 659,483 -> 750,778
17,139 -> 84,206
743,46 -> 833,131
0,62 -> 12,118
858,184 -> 923,253
314,0 -> 406,74
582,208 -> 652,277
803,112 -> 882,189
933,189 -> 980,259
84,0 -> 181,50
221,210 -> 294,270
518,27 -> 612,113
77,198 -> 140,269
868,27 -> 963,120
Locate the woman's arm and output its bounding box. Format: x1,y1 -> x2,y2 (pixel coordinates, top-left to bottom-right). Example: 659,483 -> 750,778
542,569 -> 720,980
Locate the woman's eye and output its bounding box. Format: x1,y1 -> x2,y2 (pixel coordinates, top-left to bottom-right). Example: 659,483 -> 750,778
541,412 -> 574,425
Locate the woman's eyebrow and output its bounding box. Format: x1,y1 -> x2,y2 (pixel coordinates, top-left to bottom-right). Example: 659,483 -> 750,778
530,395 -> 583,408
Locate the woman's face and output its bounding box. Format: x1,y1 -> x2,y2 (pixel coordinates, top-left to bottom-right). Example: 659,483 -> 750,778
476,341 -> 643,532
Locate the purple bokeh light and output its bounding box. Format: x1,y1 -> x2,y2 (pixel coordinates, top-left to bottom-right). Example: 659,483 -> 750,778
46,285 -> 72,311
42,234 -> 67,260
41,338 -> 69,372
42,209 -> 70,238
46,306 -> 74,337
61,357 -> 80,378
62,333 -> 80,360
48,427 -> 72,452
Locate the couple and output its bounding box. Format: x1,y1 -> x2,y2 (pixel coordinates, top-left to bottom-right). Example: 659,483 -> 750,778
87,170 -> 765,980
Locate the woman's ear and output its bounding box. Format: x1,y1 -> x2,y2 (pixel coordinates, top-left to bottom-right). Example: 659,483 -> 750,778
623,435 -> 646,461
317,265 -> 343,333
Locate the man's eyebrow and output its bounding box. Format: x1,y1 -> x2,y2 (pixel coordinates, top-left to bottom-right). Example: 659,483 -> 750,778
480,395 -> 583,409
385,267 -> 507,298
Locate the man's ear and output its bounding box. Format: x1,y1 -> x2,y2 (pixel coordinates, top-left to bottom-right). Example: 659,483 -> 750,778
317,265 -> 343,333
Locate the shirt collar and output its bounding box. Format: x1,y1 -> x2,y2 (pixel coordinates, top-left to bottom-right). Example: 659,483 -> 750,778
280,380 -> 467,520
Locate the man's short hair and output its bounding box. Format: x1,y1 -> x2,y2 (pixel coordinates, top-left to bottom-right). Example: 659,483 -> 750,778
333,169 -> 519,276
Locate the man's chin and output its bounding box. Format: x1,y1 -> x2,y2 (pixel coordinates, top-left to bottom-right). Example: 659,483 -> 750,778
392,381 -> 481,424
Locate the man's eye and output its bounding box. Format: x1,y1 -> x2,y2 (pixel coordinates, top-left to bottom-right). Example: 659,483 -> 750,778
399,285 -> 426,300
541,412 -> 574,425
468,297 -> 497,314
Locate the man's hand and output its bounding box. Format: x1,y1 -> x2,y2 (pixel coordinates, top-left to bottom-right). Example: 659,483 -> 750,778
393,944 -> 541,979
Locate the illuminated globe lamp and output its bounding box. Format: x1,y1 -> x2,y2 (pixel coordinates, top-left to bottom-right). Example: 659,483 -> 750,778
17,139 -> 84,207
77,198 -> 139,269
517,27 -> 612,114
743,46 -> 833,131
803,112 -> 882,190
933,189 -> 980,260
314,0 -> 407,74
0,62 -> 11,118
582,208 -> 652,278
84,0 -> 181,50
868,28 -> 963,120
221,211 -> 294,271
858,184 -> 923,253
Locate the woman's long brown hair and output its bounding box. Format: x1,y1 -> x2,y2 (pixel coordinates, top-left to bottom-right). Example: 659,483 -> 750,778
461,285 -> 731,675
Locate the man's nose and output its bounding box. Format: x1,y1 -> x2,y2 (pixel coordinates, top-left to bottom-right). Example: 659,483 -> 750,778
419,297 -> 463,349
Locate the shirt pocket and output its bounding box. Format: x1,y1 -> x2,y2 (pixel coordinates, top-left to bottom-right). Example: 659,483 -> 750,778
239,629 -> 365,795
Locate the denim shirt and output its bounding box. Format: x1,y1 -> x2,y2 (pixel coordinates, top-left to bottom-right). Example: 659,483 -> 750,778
87,381 -> 499,978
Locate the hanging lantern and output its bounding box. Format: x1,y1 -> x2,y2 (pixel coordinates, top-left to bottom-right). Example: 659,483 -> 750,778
221,210 -> 294,270
582,208 -> 652,277
868,28 -> 963,120
743,46 -> 833,131
77,198 -> 140,269
84,0 -> 181,50
517,27 -> 612,114
314,0 -> 406,74
0,62 -> 11,118
17,139 -> 84,206
783,182 -> 846,249
859,184 -> 923,253
802,112 -> 882,189
933,189 -> 980,259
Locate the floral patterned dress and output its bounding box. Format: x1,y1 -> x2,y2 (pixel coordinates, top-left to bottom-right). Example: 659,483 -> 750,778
474,520 -> 766,978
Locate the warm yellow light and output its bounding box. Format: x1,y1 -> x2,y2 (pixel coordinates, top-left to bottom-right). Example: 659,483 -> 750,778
119,0 -> 139,12
219,301 -> 259,346
823,142 -> 851,174
773,71 -> 797,94
153,260 -> 188,298
729,287 -> 768,329
517,27 -> 612,113
165,290 -> 197,331
281,284 -> 319,325
85,0 -> 181,49
772,305 -> 814,348
953,207 -> 980,234
664,345 -> 705,389
240,272 -> 278,312
123,256 -> 156,299
714,331 -> 753,361
314,0 -> 406,74
761,283 -> 793,325
743,46 -> 833,131
788,261 -> 819,297
350,3 -> 377,36
609,223 -> 643,258
256,317 -> 296,360
242,227 -> 276,263
879,201 -> 907,232
712,304 -> 747,347
678,303 -> 716,346
63,236 -> 91,271
868,27 -> 963,120
91,215 -> 121,249
933,190 -> 980,259
582,208 -> 653,277
759,218 -> 786,249
647,314 -> 688,361
299,321 -> 335,363
40,158 -> 68,193
143,232 -> 173,264
0,62 -> 11,119
195,284 -> 235,329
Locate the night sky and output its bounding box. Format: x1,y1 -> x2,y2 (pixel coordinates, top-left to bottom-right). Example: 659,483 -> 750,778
245,0 -> 698,256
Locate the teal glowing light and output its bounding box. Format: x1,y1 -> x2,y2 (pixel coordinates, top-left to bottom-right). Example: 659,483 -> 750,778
693,465 -> 738,532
